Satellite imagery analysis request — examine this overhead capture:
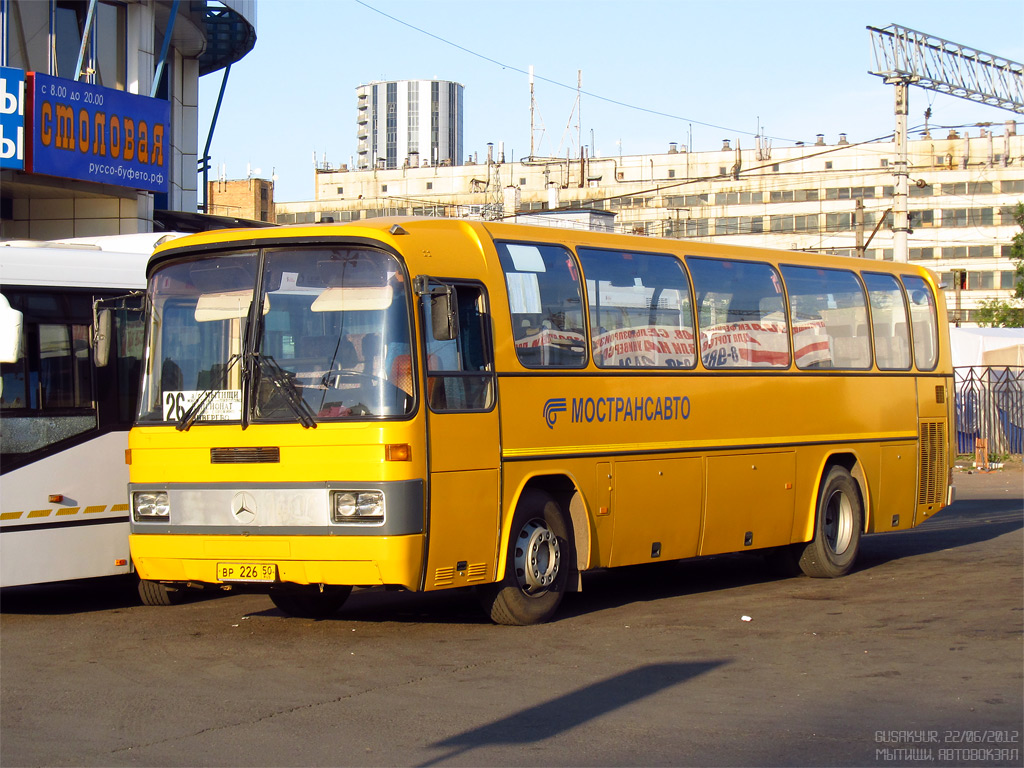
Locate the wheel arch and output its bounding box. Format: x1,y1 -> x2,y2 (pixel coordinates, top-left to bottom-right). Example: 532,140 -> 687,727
802,452 -> 870,542
496,472 -> 588,588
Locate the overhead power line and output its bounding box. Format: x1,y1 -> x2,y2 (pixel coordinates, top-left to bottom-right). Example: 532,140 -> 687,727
355,0 -> 801,143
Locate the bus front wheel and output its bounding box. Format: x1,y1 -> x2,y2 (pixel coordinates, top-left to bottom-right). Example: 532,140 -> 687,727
269,586 -> 352,619
798,466 -> 863,578
479,489 -> 571,626
138,579 -> 184,606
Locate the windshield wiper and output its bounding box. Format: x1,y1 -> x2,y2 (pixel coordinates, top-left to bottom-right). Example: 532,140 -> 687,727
176,353 -> 242,431
255,353 -> 317,429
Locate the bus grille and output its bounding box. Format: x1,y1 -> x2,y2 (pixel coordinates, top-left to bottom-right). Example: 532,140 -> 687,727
918,421 -> 945,505
210,447 -> 281,464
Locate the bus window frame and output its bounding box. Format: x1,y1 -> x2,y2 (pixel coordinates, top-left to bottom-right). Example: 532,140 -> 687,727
900,274 -> 941,372
494,239 -> 589,370
862,271 -> 914,373
685,255 -> 792,371
419,278 -> 497,415
1,285 -> 143,474
576,245 -> 698,371
779,263 -> 873,372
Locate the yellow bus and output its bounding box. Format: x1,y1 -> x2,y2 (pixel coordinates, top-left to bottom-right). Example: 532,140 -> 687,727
126,219 -> 954,623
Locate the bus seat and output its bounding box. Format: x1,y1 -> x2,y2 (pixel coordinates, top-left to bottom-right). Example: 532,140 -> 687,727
390,355 -> 413,395
831,336 -> 870,368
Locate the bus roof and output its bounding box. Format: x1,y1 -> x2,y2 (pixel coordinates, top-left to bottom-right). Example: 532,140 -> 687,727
1,242 -> 153,290
147,217 -> 940,284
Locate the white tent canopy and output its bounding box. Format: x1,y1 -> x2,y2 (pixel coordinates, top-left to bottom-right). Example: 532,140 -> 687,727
949,327 -> 1024,368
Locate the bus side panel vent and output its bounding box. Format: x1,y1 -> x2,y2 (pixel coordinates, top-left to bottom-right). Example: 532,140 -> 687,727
210,447 -> 281,464
917,421 -> 945,506
466,563 -> 489,583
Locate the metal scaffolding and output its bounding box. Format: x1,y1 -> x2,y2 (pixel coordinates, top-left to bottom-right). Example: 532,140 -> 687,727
868,25 -> 1024,263
868,24 -> 1024,114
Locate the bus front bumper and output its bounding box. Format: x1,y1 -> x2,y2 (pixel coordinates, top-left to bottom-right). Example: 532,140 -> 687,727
130,533 -> 425,591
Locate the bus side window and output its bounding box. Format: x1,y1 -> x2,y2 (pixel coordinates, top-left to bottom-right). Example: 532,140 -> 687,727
863,273 -> 912,370
901,275 -> 939,370
577,247 -> 696,369
0,289 -> 99,462
495,242 -> 587,368
688,257 -> 790,369
780,265 -> 871,370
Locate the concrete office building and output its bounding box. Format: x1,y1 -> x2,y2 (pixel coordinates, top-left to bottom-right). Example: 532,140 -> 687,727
277,123 -> 1024,324
0,0 -> 256,238
355,79 -> 464,171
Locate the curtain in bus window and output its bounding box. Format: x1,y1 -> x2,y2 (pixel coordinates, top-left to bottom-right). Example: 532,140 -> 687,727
687,257 -> 790,369
901,275 -> 939,370
577,248 -> 696,368
863,273 -> 912,370
495,242 -> 586,368
780,265 -> 871,370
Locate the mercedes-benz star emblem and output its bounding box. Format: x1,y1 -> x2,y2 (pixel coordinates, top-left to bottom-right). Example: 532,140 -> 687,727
231,491 -> 257,525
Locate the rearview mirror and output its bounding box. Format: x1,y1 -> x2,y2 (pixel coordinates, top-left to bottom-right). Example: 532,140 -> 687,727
93,309 -> 112,368
430,289 -> 458,341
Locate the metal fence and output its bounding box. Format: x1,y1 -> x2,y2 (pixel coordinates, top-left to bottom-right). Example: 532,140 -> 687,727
955,366 -> 1024,456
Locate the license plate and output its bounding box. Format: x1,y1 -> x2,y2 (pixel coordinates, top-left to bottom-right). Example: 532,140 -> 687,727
216,562 -> 277,582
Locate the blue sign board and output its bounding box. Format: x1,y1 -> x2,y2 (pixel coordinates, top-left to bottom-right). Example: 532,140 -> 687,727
0,66 -> 26,170
29,73 -> 170,193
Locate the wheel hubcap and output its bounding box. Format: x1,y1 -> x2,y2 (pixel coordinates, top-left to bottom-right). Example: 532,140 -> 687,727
823,490 -> 854,555
514,519 -> 561,593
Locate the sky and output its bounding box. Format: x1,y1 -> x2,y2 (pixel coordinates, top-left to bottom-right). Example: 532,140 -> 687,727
199,0 -> 1024,203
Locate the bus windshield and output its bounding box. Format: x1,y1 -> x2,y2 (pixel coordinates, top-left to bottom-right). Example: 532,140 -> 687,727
138,246 -> 414,425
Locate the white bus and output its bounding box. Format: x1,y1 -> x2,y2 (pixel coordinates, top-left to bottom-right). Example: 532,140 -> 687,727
0,234 -> 178,588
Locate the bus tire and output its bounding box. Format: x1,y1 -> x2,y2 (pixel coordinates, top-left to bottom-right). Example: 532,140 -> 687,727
269,586 -> 352,619
798,466 -> 863,578
479,489 -> 570,626
138,579 -> 184,606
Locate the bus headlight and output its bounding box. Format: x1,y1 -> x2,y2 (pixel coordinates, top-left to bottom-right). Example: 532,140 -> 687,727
133,491 -> 170,521
331,491 -> 384,523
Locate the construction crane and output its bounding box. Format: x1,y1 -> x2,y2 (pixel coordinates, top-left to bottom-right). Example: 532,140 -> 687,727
867,24 -> 1024,262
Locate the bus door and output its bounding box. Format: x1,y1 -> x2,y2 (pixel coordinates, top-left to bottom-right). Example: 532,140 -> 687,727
417,279 -> 500,590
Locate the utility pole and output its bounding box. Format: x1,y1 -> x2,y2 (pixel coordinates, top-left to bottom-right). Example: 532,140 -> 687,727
868,24 -> 1024,262
889,76 -> 915,263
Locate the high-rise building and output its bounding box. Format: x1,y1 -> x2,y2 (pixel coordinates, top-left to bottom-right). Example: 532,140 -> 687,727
356,80 -> 464,170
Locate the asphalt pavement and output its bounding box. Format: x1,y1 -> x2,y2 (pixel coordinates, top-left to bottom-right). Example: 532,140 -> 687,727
1,462 -> 1021,767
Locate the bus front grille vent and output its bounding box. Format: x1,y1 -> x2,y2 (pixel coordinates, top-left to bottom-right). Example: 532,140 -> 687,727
917,421 -> 945,506
210,447 -> 281,464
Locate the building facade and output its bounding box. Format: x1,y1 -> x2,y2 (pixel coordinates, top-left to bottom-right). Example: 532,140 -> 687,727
0,0 -> 256,238
206,176 -> 274,223
277,123 -> 1024,325
355,79 -> 464,171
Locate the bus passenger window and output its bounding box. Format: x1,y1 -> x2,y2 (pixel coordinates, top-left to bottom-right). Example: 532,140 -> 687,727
495,242 -> 586,368
687,257 -> 790,369
577,247 -> 695,368
863,273 -> 912,370
901,275 -> 939,370
780,265 -> 871,370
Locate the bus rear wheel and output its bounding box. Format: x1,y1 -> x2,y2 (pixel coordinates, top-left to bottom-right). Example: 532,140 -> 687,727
478,489 -> 571,626
269,586 -> 352,619
138,579 -> 184,606
798,466 -> 863,578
